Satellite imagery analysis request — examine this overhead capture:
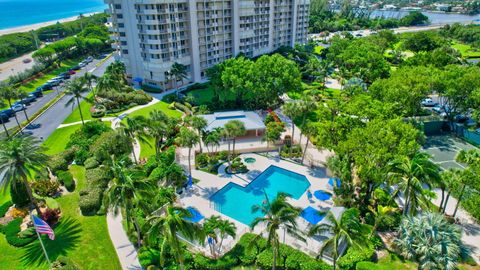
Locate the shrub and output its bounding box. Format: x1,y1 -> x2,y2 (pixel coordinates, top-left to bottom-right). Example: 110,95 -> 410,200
138,247 -> 160,268
85,167 -> 112,189
48,148 -> 76,174
1,218 -> 36,247
162,93 -> 178,103
79,187 -> 103,215
41,208 -> 61,226
0,201 -> 13,217
89,131 -> 132,162
195,153 -> 209,168
337,247 -> 375,270
57,171 -> 75,192
84,157 -> 100,169
52,255 -> 81,270
257,248 -> 282,269
32,180 -> 60,197
193,254 -> 238,270
217,151 -> 229,161
144,156 -> 159,175
10,181 -> 30,207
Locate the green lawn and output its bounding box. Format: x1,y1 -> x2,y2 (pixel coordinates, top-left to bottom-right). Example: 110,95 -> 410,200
127,101 -> 182,119
314,45 -> 324,54
62,93 -> 94,124
0,166 -> 120,269
140,137 -> 156,159
42,124 -> 82,155
183,85 -> 235,105
452,41 -> 480,59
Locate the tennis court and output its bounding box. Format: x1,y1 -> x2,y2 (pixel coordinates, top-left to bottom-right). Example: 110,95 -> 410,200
423,135 -> 478,170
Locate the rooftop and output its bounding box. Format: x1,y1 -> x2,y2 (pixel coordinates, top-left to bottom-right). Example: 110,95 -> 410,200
200,111 -> 266,132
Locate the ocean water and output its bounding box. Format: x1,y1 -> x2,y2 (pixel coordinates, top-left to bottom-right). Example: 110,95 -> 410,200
0,0 -> 107,30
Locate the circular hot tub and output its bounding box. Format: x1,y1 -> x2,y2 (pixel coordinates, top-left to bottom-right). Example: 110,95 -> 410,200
244,157 -> 256,164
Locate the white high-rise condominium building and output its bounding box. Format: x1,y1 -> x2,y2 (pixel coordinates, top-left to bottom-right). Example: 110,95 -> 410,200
105,0 -> 309,89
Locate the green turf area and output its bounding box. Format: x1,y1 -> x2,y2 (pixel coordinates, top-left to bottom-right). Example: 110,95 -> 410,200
0,165 -> 120,269
62,93 -> 94,124
140,137 -> 156,159
127,101 -> 182,119
452,41 -> 480,59
42,124 -> 82,155
183,85 -> 235,105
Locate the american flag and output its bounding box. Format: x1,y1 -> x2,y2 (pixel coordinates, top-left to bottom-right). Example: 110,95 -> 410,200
32,215 -> 55,240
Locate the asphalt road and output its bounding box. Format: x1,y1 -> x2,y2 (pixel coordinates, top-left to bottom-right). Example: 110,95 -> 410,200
3,57 -> 109,130
23,56 -> 114,140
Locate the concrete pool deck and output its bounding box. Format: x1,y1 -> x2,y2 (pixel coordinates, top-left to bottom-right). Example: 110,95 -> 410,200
178,153 -> 341,259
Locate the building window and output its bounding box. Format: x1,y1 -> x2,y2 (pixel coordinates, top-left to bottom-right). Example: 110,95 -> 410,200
122,49 -> 129,54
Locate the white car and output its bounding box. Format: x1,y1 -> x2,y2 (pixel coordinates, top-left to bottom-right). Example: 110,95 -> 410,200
421,98 -> 437,107
11,104 -> 26,112
78,62 -> 87,68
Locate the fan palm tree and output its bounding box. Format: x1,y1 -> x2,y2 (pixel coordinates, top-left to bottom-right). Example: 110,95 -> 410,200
185,115 -> 208,153
146,204 -> 204,270
121,116 -> 149,164
297,97 -> 316,145
0,84 -> 22,131
203,215 -> 237,258
64,78 -> 89,125
96,73 -> 119,93
224,120 -> 246,157
250,192 -> 304,270
169,62 -> 188,93
0,136 -> 48,214
395,212 -> 466,270
439,169 -> 462,214
388,151 -> 441,215
148,110 -> 169,155
175,127 -> 199,177
308,209 -> 362,270
81,72 -> 97,96
203,128 -> 222,154
103,158 -> 154,246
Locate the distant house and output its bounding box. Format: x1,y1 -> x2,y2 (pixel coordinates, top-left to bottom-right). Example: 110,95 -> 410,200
199,111 -> 266,137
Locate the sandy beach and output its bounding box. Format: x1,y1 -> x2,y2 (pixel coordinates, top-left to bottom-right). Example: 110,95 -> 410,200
0,12 -> 100,36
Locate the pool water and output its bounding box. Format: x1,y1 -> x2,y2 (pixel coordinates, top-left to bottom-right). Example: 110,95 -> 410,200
244,157 -> 256,164
210,166 -> 311,225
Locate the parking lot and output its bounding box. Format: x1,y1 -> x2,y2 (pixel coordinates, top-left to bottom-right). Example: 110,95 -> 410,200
423,135 -> 478,170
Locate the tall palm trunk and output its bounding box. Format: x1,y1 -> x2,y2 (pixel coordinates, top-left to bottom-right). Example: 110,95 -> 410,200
301,136 -> 310,165
7,100 -> 22,132
443,191 -> 451,214
232,137 -> 236,156
1,120 -> 9,138
133,216 -> 142,247
131,140 -> 138,164
290,123 -> 295,156
272,245 -> 277,270
23,109 -> 30,123
453,184 -> 466,217
439,188 -> 445,213
227,140 -> 231,166
76,96 -> 85,125
403,179 -> 411,216
188,147 -> 192,177
23,177 -> 41,215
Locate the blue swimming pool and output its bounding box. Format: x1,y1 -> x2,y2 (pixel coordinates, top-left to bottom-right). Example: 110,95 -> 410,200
210,165 -> 311,225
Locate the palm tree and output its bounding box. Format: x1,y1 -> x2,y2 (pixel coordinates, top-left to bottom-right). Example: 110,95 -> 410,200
439,169 -> 462,214
282,102 -> 301,146
81,72 -> 97,96
297,97 -> 316,145
301,120 -> 316,165
0,136 -> 48,214
169,62 -> 188,93
186,115 -> 208,153
96,73 -> 119,93
15,89 -> 31,123
368,205 -> 397,238
0,84 -> 22,131
147,204 -> 203,270
0,99 -> 10,138
175,127 -> 199,178
148,110 -> 169,155
223,120 -> 246,157
64,78 -> 89,125
203,128 -> 222,154
395,212 -> 466,270
103,158 -> 153,247
121,116 -> 149,164
308,209 -> 362,270
388,151 -> 440,215
251,192 -> 304,270
203,215 -> 237,258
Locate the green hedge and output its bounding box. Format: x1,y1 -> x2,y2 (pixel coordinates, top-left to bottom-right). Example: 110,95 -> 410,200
79,187 -> 103,215
356,261 -> 379,270
84,157 -> 100,169
57,170 -> 75,192
337,247 -> 375,270
0,218 -> 37,247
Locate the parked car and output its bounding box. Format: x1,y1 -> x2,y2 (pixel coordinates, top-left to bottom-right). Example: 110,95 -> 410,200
71,65 -> 81,70
0,108 -> 14,117
433,104 -> 445,114
421,98 -> 437,107
21,94 -> 37,104
85,56 -> 93,63
42,83 -> 54,90
78,62 -> 87,68
22,58 -> 32,64
67,69 -> 76,75
0,113 -> 8,123
11,103 -> 26,112
30,90 -> 43,98
58,72 -> 71,79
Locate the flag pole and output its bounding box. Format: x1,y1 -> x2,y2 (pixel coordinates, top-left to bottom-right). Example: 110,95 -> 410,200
30,212 -> 52,269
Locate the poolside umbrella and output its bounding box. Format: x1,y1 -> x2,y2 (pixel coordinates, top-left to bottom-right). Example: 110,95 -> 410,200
328,178 -> 341,188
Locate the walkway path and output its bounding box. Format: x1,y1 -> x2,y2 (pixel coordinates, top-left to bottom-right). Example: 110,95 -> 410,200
106,212 -> 142,270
